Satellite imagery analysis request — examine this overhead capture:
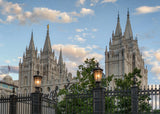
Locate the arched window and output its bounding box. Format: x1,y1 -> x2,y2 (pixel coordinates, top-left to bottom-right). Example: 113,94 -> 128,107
24,88 -> 27,94
47,87 -> 50,92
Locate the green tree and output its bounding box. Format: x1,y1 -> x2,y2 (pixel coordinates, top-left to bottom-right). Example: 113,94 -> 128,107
113,68 -> 151,113
57,58 -> 151,114
57,58 -> 113,113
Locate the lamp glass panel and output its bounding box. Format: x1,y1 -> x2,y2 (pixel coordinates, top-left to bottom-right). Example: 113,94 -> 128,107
34,77 -> 42,87
94,69 -> 102,82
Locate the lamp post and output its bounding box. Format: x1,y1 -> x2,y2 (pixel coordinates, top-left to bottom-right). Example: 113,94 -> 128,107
32,71 -> 42,114
93,63 -> 105,114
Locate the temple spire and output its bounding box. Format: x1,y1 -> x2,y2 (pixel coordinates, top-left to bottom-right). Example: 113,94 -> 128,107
115,12 -> 122,37
29,31 -> 35,50
43,24 -> 52,53
124,9 -> 133,39
58,48 -> 63,74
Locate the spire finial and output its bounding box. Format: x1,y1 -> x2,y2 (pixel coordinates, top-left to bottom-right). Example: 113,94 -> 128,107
115,11 -> 122,37
127,8 -> 129,18
29,31 -> 35,50
47,24 -> 49,30
118,11 -> 120,22
43,24 -> 52,52
124,8 -> 133,39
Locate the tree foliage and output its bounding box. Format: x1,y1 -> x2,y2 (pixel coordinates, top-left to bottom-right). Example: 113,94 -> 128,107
57,58 -> 151,113
113,68 -> 151,113
57,58 -> 112,113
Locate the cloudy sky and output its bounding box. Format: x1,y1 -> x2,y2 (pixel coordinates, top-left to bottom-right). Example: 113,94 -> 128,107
0,0 -> 160,85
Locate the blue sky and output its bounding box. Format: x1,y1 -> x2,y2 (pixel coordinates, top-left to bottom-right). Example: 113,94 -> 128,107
0,0 -> 160,85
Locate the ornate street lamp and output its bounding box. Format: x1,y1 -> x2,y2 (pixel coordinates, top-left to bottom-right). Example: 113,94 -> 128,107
33,71 -> 42,93
93,63 -> 103,87
93,63 -> 105,114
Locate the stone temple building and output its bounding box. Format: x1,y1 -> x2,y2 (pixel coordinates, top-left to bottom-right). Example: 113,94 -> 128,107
19,25 -> 72,94
105,11 -> 148,88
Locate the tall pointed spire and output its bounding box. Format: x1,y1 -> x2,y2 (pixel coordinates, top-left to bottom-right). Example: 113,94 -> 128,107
115,12 -> 122,37
58,48 -> 63,74
58,48 -> 63,65
43,24 -> 52,53
124,9 -> 133,39
29,31 -> 35,50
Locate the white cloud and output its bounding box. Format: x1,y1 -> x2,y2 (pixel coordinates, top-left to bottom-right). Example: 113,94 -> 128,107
142,49 -> 160,81
80,8 -> 94,16
5,60 -> 10,64
22,8 -> 76,24
75,35 -> 86,42
0,0 -> 95,24
90,3 -> 94,6
86,53 -> 103,61
90,0 -> 99,6
155,51 -> 160,61
76,29 -> 84,32
0,1 -> 22,15
18,57 -> 22,59
82,33 -> 88,37
135,6 -> 160,15
70,11 -> 81,17
52,44 -> 104,76
0,74 -> 7,80
6,15 -> 15,22
77,37 -> 86,42
101,0 -> 117,3
92,28 -> 98,32
76,0 -> 86,6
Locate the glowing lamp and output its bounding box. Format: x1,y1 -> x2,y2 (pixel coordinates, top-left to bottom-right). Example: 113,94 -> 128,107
33,71 -> 42,92
93,63 -> 103,83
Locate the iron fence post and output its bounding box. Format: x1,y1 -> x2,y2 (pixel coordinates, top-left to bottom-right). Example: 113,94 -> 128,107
93,83 -> 105,114
131,76 -> 138,114
9,94 -> 17,114
31,92 -> 42,114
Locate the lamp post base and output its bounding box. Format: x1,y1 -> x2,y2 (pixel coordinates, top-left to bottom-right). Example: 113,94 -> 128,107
93,85 -> 105,114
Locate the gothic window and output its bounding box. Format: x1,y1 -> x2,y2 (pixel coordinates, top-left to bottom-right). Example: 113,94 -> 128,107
47,87 -> 50,92
24,76 -> 27,85
24,88 -> 27,94
43,66 -> 46,75
132,54 -> 135,70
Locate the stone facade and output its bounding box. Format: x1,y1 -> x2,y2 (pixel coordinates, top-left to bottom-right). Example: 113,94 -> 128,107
19,26 -> 72,94
105,11 -> 148,88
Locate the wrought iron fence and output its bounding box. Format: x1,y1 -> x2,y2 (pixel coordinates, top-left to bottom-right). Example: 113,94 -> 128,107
0,92 -> 56,114
65,85 -> 160,114
66,91 -> 93,114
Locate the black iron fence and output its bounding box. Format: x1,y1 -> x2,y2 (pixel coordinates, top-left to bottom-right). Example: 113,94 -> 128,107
0,92 -> 56,114
66,91 -> 93,114
66,85 -> 160,114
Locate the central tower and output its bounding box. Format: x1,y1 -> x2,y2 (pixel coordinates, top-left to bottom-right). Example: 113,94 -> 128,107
105,11 -> 148,87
